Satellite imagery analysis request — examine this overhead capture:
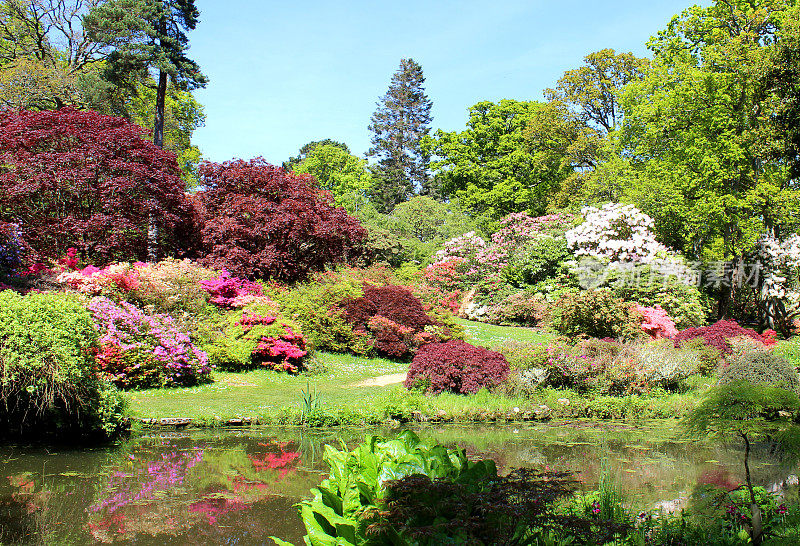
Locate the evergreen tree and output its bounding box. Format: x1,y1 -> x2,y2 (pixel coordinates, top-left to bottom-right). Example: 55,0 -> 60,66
367,58 -> 432,212
86,0 -> 207,260
86,0 -> 207,149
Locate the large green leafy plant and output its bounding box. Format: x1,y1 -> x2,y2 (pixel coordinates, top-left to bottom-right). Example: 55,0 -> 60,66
273,431 -> 495,545
0,291 -> 127,440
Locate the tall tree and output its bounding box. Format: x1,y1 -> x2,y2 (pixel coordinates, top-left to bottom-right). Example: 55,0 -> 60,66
86,0 -> 207,148
293,143 -> 373,215
424,99 -> 572,221
0,0 -> 108,109
86,0 -> 207,260
545,48 -> 649,134
619,0 -> 797,317
283,139 -> 350,172
367,58 -> 432,212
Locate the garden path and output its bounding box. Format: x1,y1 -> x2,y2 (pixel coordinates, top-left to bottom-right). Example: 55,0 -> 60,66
350,372 -> 407,387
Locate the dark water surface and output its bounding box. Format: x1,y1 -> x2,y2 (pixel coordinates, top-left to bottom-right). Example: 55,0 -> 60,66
1,420 -> 797,544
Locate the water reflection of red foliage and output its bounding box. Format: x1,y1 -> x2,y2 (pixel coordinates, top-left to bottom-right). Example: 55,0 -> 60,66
248,442 -> 301,477
698,468 -> 741,491
189,498 -> 249,525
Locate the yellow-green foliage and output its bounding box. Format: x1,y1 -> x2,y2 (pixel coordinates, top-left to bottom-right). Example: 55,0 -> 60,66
268,275 -> 371,355
0,290 -> 126,439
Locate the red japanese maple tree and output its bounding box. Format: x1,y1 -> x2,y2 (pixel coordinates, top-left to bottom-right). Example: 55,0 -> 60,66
194,158 -> 367,282
0,108 -> 190,265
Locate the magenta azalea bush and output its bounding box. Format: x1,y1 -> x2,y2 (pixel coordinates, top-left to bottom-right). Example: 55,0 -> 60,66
203,309 -> 309,373
88,297 -> 211,389
199,270 -> 269,309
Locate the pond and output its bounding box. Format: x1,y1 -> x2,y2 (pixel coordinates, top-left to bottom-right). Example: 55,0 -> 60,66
1,420 -> 797,545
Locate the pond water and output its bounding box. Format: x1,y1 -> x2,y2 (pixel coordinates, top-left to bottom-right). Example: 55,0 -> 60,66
1,420 -> 797,545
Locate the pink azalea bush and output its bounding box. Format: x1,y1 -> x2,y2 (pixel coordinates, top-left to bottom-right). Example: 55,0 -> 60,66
88,297 -> 211,389
635,305 -> 678,339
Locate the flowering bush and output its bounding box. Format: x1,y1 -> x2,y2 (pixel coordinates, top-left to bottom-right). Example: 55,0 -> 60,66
88,297 -> 211,389
0,222 -> 23,280
753,234 -> 800,335
432,231 -> 487,263
486,291 -> 549,326
635,305 -> 678,339
199,270 -> 269,309
57,263 -> 141,296
203,308 -> 308,372
565,204 -> 668,264
673,320 -> 774,355
405,340 -> 509,394
129,259 -> 218,315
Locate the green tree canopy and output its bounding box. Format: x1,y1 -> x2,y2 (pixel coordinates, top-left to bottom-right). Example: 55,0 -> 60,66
424,99 -> 573,221
283,139 -> 349,172
294,143 -> 373,215
619,0 -> 798,267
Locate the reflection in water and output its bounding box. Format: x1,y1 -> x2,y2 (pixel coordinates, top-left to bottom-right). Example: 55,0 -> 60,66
0,421 -> 797,544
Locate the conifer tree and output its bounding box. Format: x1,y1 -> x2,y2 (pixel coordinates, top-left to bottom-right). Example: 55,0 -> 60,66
367,58 -> 432,212
86,0 -> 207,261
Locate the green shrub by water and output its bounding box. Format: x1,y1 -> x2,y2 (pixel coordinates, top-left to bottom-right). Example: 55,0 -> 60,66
0,290 -> 126,440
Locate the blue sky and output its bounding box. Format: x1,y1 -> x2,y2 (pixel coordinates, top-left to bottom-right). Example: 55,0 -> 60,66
188,1 -> 703,165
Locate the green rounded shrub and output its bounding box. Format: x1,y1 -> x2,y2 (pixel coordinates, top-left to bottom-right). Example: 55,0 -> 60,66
719,351 -> 800,395
550,290 -> 640,340
0,290 -> 127,440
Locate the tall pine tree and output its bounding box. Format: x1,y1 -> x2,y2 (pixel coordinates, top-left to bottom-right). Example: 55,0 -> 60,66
367,58 -> 432,212
86,0 -> 207,260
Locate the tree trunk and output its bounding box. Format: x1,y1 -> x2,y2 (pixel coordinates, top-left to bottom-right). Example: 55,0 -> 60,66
153,70 -> 167,148
743,433 -> 763,545
147,70 -> 168,262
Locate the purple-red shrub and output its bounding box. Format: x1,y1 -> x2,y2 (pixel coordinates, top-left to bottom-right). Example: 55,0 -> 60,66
195,159 -> 367,282
342,284 -> 439,358
0,108 -> 191,265
405,340 -> 509,394
674,320 -> 772,354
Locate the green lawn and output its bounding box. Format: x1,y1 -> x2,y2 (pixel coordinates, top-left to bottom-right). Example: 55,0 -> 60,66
124,320 -> 554,422
124,320 -> 797,424
456,318 -> 555,348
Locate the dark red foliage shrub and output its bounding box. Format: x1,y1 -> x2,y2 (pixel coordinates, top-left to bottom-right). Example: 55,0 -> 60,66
674,320 -> 771,355
195,159 -> 367,282
342,284 -> 439,358
0,108 -> 190,265
406,340 -> 509,394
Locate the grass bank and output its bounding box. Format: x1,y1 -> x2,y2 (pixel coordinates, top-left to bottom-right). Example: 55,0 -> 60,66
125,320 -> 796,427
